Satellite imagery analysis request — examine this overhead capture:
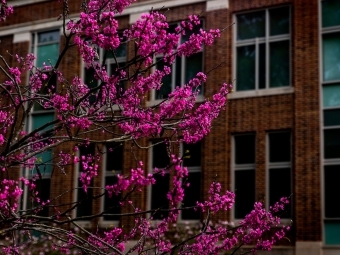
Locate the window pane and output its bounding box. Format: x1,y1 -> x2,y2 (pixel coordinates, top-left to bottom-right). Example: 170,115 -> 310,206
269,168 -> 291,218
104,176 -> 120,221
269,7 -> 290,36
234,134 -> 255,164
181,23 -> 203,43
259,43 -> 266,89
38,30 -> 59,43
26,178 -> 51,217
110,62 -> 126,95
182,172 -> 201,220
236,45 -> 255,91
269,132 -> 291,162
323,84 -> 340,107
76,179 -> 93,218
323,33 -> 340,81
324,129 -> 340,158
37,43 -> 59,67
33,73 -> 57,111
151,174 -> 170,219
31,113 -> 54,131
152,142 -> 170,169
175,55 -> 182,87
183,142 -> 201,167
106,143 -> 123,172
185,52 -> 203,88
322,0 -> 340,28
32,149 -> 53,177
155,58 -> 172,99
237,11 -> 265,40
324,109 -> 340,126
269,40 -> 290,87
234,170 -> 255,219
324,165 -> 340,218
77,145 -> 95,218
325,221 -> 340,245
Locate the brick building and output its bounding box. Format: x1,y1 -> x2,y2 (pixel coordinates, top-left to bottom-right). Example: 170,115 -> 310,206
0,0 -> 340,254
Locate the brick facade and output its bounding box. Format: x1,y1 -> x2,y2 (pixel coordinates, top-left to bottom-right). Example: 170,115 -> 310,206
1,0 -> 336,254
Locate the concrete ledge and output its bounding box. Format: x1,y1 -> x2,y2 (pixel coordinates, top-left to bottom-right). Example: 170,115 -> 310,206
296,241 -> 322,255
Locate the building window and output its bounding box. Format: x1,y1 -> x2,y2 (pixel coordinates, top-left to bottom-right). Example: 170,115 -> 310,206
233,134 -> 256,219
267,132 -> 291,218
181,141 -> 201,220
235,7 -> 290,91
75,144 -> 95,218
102,143 -> 123,221
23,30 -> 60,217
154,23 -> 204,100
83,36 -> 127,103
321,0 -> 340,245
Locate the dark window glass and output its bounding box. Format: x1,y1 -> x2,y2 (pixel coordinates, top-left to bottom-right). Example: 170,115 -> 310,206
106,143 -> 123,172
110,62 -> 127,95
259,43 -> 266,89
182,172 -> 201,220
269,168 -> 291,218
175,55 -> 182,87
269,132 -> 291,162
26,178 -> 51,217
269,40 -> 290,87
234,134 -> 255,164
155,58 -> 172,99
183,142 -> 201,167
236,45 -> 255,91
269,7 -> 290,36
152,142 -> 170,169
33,73 -> 57,111
151,174 -> 170,219
322,0 -> 340,28
324,129 -> 340,158
237,11 -> 265,40
104,176 -> 120,221
181,23 -> 203,43
324,109 -> 340,126
234,170 -> 255,218
76,145 -> 95,218
325,165 -> 340,218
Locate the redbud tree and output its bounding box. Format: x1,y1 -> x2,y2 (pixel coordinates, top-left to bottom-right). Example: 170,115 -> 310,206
0,0 -> 290,254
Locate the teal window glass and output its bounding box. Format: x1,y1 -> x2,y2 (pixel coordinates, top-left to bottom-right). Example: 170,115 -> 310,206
237,11 -> 265,40
322,0 -> 340,28
323,33 -> 340,81
31,113 -> 54,131
324,109 -> 340,126
36,30 -> 59,68
324,129 -> 340,158
269,7 -> 290,36
325,221 -> 340,245
185,52 -> 203,94
269,40 -> 290,87
31,150 -> 53,176
236,45 -> 255,91
323,84 -> 340,107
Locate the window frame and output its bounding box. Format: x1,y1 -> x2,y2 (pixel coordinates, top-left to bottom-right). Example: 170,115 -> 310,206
22,29 -> 60,217
320,0 -> 340,245
232,6 -> 292,97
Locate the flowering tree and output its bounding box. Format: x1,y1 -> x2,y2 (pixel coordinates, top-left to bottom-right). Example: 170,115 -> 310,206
0,0 -> 290,254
